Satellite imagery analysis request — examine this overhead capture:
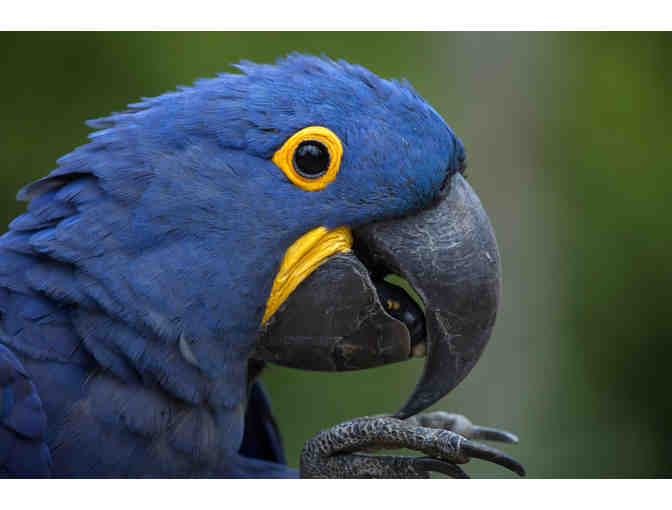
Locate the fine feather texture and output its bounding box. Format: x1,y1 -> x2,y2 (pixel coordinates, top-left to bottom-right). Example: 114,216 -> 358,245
0,54 -> 464,476
0,344 -> 52,476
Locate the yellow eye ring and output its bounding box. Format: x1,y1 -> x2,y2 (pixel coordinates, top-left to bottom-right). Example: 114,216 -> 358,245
272,126 -> 343,191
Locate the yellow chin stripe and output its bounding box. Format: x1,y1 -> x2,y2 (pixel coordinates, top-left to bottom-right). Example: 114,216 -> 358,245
261,226 -> 353,325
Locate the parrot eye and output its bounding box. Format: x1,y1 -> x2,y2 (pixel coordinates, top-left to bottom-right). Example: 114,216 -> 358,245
293,141 -> 330,178
272,126 -> 343,191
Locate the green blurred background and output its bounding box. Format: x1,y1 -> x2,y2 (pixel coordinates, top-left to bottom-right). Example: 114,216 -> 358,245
1,32 -> 670,477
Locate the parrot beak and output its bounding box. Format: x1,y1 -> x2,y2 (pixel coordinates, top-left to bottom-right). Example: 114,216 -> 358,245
354,173 -> 501,418
255,173 -> 501,419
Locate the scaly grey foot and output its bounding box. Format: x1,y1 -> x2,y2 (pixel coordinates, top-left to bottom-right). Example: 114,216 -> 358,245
300,414 -> 524,478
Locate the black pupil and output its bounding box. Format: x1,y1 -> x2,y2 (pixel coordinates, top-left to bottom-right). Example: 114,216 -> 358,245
293,140 -> 330,178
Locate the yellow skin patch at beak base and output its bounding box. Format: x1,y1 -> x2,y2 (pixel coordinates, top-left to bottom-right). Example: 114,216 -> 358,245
261,226 -> 353,325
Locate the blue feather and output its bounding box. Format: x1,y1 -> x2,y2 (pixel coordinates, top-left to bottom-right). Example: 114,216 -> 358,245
1,54 -> 464,476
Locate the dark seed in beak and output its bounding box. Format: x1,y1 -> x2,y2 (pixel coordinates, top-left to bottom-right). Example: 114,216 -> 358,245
373,279 -> 427,357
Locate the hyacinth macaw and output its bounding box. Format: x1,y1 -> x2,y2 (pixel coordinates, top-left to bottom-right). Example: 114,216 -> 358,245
0,55 -> 524,478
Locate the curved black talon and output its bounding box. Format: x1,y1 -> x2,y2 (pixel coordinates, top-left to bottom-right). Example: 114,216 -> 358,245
470,426 -> 519,444
461,439 -> 526,477
414,457 -> 470,479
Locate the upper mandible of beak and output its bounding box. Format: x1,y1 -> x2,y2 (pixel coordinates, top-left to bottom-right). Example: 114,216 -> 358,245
354,173 -> 501,418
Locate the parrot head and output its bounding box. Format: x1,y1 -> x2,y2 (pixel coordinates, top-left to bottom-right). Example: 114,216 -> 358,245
17,55 -> 499,418
230,55 -> 500,418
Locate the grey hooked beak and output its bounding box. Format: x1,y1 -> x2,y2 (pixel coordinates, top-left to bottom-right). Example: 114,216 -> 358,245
255,173 -> 501,419
355,173 -> 501,418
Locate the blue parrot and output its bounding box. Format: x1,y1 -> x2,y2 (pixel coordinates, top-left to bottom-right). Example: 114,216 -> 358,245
0,55 -> 523,478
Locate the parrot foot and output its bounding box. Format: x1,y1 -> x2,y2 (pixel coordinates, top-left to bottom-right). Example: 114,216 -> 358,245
299,414 -> 524,478
405,411 -> 520,444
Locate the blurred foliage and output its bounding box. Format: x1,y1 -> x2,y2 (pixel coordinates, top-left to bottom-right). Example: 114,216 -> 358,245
541,32 -> 672,476
0,32 -> 670,477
